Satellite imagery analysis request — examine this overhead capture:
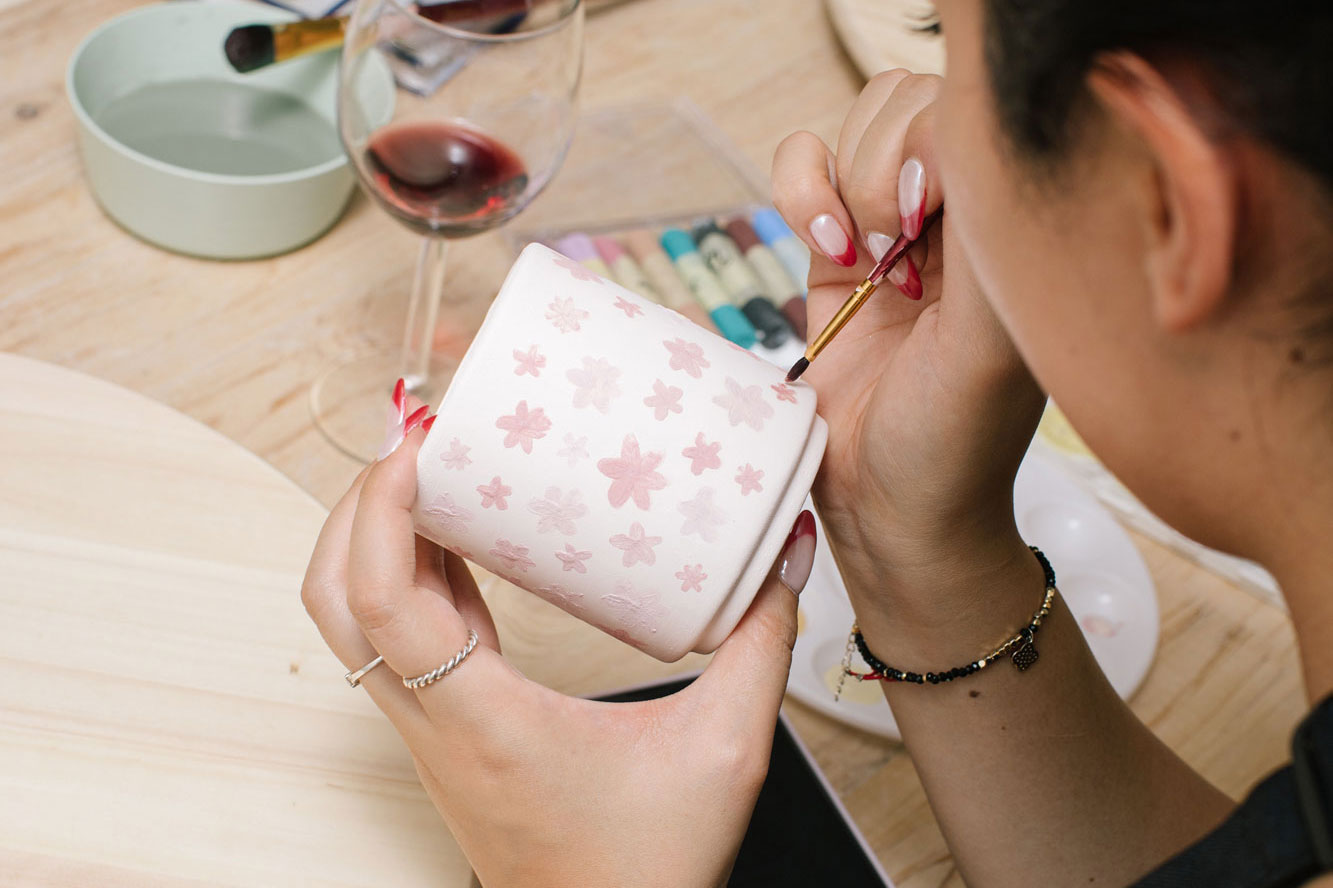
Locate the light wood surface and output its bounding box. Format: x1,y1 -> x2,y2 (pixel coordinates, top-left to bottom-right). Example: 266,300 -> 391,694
0,1 -> 1311,886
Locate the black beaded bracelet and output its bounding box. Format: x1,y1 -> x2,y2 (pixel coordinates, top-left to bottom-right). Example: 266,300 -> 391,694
835,547 -> 1057,699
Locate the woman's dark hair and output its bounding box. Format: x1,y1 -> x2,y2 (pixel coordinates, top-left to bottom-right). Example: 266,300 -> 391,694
981,1 -> 1333,190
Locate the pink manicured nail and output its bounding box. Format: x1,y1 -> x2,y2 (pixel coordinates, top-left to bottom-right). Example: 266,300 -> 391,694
809,214 -> 856,267
866,231 -> 894,262
898,157 -> 926,240
778,510 -> 816,594
886,255 -> 923,300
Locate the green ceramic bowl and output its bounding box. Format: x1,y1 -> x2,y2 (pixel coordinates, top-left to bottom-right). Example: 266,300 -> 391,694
67,1 -> 394,260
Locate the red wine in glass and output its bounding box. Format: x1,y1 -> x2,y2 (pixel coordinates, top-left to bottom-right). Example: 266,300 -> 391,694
364,121 -> 529,234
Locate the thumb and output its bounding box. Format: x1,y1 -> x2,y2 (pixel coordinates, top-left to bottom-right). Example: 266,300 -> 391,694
689,510 -> 817,734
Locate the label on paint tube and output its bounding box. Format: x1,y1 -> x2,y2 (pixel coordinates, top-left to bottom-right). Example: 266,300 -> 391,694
607,255 -> 659,300
697,232 -> 765,306
672,252 -> 730,312
744,243 -> 800,301
638,251 -> 695,312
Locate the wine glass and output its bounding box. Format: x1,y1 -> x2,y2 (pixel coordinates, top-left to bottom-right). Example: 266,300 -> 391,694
312,0 -> 584,461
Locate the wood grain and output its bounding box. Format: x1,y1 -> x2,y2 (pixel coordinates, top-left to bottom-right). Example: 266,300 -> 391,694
0,1 -> 1311,885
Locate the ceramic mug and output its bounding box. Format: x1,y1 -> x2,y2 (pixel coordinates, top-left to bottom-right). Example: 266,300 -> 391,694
414,243 -> 827,661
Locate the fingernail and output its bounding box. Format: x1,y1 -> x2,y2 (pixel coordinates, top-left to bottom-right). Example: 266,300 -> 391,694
391,378 -> 407,422
377,383 -> 410,461
809,214 -> 856,267
898,157 -> 926,240
421,414 -> 437,433
866,230 -> 894,262
886,254 -> 922,300
403,405 -> 429,436
778,510 -> 816,594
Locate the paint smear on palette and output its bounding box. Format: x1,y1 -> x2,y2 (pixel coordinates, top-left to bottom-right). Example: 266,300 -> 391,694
822,663 -> 884,704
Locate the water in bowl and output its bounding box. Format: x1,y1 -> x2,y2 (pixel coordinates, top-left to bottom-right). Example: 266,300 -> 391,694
95,80 -> 342,177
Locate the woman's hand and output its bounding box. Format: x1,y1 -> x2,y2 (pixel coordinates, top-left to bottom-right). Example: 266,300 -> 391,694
772,71 -> 1047,644
301,420 -> 815,888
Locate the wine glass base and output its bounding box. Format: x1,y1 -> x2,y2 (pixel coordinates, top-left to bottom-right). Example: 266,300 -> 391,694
310,351 -> 455,463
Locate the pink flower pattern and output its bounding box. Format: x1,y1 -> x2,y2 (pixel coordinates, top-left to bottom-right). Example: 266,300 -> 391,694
613,294 -> 644,318
489,538 -> 535,573
513,345 -> 546,377
546,295 -> 589,333
496,400 -> 551,454
527,486 -> 586,536
1081,614 -> 1124,638
558,433 -> 589,467
567,356 -> 622,413
553,253 -> 605,283
771,383 -> 798,404
421,493 -> 473,535
441,438 -> 472,470
675,563 -> 707,593
476,476 -> 512,510
643,379 -> 684,421
554,543 -> 592,573
663,338 -> 710,379
682,432 -> 722,475
609,522 -> 662,567
678,487 -> 726,542
713,376 -> 775,431
734,463 -> 764,496
598,434 -> 668,510
537,583 -> 585,611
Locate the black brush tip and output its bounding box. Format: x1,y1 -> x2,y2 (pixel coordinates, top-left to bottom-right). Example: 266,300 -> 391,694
785,356 -> 809,383
225,24 -> 276,73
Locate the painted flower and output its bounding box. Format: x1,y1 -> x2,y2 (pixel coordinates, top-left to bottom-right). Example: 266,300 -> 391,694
663,337 -> 710,379
537,582 -> 585,611
489,538 -> 535,573
496,400 -> 551,454
609,522 -> 662,568
675,563 -> 707,593
441,437 -> 472,470
678,487 -> 726,542
598,434 -> 668,510
558,433 -> 589,467
643,379 -> 684,421
1081,614 -> 1123,638
421,493 -> 473,535
771,383 -> 798,404
734,463 -> 764,496
613,294 -> 644,318
553,253 -> 605,283
513,344 -> 546,377
567,356 -> 622,413
554,543 -> 592,574
476,475 -> 512,510
546,295 -> 589,333
713,376 -> 775,431
527,486 -> 586,536
682,432 -> 722,475
601,581 -> 667,639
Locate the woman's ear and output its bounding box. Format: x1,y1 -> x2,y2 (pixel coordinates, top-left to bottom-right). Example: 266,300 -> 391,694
1087,52 -> 1237,333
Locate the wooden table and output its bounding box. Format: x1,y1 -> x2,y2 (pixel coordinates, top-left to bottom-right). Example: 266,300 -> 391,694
0,1 -> 1310,885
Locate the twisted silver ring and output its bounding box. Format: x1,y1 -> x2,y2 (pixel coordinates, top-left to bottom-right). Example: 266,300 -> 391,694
403,629 -> 479,689
345,655 -> 385,688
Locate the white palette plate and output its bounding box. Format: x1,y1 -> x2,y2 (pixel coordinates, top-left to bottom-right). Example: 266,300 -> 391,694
786,450 -> 1159,740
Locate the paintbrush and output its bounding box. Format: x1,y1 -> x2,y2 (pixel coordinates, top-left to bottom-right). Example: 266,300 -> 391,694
785,209 -> 942,383
223,0 -> 536,74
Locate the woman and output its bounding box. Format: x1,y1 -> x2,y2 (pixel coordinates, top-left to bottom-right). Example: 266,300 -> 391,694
301,0 -> 1333,884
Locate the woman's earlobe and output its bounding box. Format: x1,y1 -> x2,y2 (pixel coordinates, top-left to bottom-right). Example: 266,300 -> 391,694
1088,52 -> 1237,333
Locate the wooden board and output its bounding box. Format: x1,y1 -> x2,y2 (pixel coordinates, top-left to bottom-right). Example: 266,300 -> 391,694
0,354 -> 475,886
826,0 -> 946,78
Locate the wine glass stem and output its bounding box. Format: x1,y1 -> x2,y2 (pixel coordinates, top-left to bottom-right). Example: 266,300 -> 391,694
400,236 -> 448,391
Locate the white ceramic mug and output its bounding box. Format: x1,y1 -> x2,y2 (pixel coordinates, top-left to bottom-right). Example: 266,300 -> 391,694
415,243 -> 826,661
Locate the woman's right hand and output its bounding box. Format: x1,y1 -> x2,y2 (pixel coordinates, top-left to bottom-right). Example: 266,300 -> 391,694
772,71 -> 1048,645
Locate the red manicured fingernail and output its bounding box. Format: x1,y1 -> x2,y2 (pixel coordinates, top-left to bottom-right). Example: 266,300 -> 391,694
886,254 -> 922,300
778,510 -> 817,594
899,157 -> 927,241
421,414 -> 437,433
809,214 -> 857,267
391,378 -> 406,420
403,405 -> 429,434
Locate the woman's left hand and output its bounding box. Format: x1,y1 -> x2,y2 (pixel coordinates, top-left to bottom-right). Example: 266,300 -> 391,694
301,421 -> 813,888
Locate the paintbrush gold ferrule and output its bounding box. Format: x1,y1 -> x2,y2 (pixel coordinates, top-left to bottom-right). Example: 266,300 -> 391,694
273,18 -> 347,63
804,278 -> 879,362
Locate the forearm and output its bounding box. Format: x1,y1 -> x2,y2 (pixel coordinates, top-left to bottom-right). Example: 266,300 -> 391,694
843,536 -> 1234,887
